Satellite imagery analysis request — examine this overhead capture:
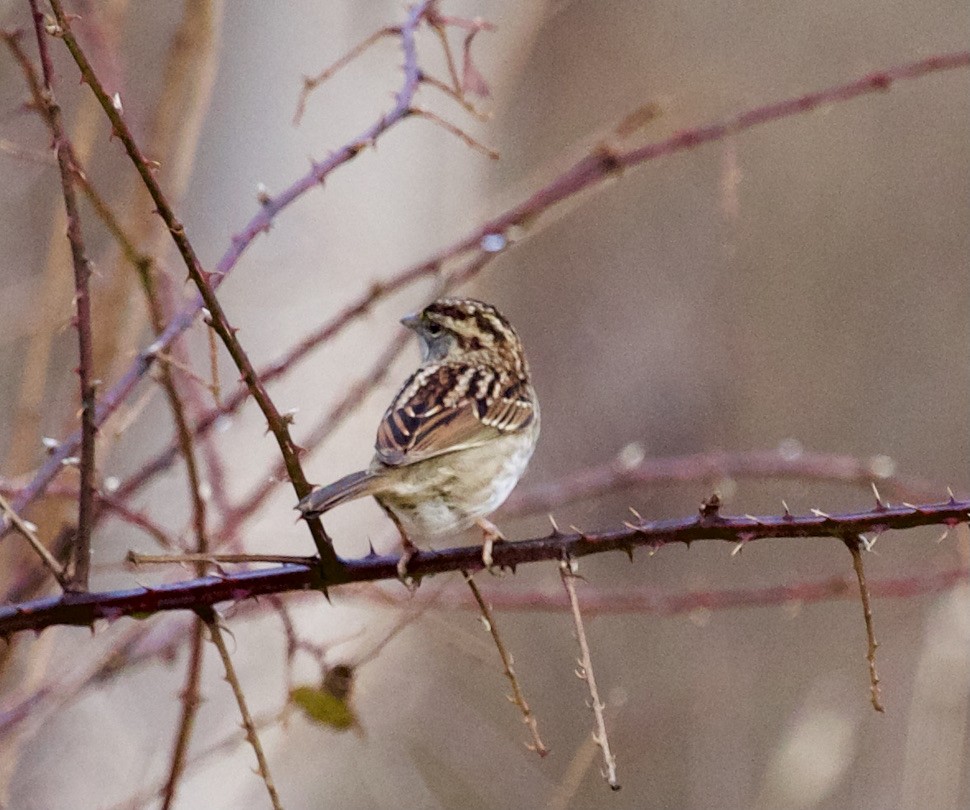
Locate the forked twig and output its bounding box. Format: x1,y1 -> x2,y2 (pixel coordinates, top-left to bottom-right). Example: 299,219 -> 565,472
462,570 -> 548,756
560,558 -> 620,791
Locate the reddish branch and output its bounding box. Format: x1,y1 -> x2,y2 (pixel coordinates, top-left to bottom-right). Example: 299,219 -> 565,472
1,497 -> 966,637
503,449 -> 946,515
20,6 -> 97,591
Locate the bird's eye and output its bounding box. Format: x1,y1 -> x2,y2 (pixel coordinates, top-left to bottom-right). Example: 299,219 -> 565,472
425,322 -> 443,336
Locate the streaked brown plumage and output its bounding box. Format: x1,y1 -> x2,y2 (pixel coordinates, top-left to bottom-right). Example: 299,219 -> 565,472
297,298 -> 539,571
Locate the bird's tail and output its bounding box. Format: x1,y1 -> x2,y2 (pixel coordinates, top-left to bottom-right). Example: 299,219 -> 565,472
296,469 -> 380,519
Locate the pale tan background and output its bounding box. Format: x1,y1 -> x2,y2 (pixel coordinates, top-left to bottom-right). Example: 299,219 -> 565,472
0,0 -> 968,808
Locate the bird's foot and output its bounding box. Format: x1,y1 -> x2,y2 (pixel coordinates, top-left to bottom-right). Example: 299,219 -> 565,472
477,518 -> 507,575
396,538 -> 419,591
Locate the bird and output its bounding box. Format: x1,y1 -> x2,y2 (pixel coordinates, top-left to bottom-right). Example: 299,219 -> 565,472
297,297 -> 539,578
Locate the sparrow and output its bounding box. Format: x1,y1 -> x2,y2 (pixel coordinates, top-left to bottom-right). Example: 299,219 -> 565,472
297,297 -> 539,576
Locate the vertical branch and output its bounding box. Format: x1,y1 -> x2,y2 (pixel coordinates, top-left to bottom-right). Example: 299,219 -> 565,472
462,571 -> 548,756
26,3 -> 96,591
160,623 -> 205,810
559,559 -> 620,791
47,0 -> 339,574
200,607 -> 283,810
843,535 -> 885,712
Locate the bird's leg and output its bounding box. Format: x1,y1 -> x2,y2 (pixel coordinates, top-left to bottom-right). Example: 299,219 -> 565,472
397,535 -> 419,584
380,504 -> 419,587
477,517 -> 506,575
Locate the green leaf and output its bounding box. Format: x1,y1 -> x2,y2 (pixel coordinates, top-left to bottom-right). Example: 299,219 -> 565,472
289,685 -> 357,730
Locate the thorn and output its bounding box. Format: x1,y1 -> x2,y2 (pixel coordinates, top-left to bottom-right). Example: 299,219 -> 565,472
623,544 -> 634,563
781,500 -> 793,520
936,529 -> 949,544
810,508 -> 832,519
547,514 -> 561,536
871,482 -> 886,511
628,506 -> 643,521
699,493 -> 721,519
947,486 -> 956,504
731,541 -> 745,557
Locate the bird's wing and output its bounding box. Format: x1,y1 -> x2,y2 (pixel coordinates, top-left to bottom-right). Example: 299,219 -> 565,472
375,364 -> 535,467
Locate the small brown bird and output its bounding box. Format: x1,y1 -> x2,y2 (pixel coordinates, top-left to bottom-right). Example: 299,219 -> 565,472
297,298 -> 540,575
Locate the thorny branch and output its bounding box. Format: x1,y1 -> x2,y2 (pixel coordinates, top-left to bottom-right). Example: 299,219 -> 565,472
2,496 -> 967,636
200,607 -> 283,810
463,571 -> 548,756
844,534 -> 884,712
22,5 -> 97,591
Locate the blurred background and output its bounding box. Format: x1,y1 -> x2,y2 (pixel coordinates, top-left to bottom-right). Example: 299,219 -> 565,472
0,0 -> 968,808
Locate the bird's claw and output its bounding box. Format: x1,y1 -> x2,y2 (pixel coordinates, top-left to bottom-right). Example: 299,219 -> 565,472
478,518 -> 507,576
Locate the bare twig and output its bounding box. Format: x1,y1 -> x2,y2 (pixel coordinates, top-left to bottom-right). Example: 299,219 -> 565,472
160,622 -> 205,810
294,25 -> 399,124
20,9 -> 98,590
128,551 -> 317,567
0,493 -> 68,589
559,558 -> 619,790
409,105 -> 499,158
844,535 -> 885,712
503,448 -> 948,516
463,571 -> 548,756
200,608 -> 283,810
379,567 -> 970,616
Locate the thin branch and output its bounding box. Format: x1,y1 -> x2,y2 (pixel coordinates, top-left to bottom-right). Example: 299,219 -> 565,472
0,493 -> 69,589
409,105 -> 499,158
293,25 -> 399,124
20,9 -> 97,590
560,559 -> 619,791
463,571 -> 548,756
128,551 -> 317,567
844,535 -> 884,712
219,331 -> 411,537
372,567 -> 970,616
2,497 -> 968,636
200,608 -> 283,810
48,0 -> 338,573
160,621 -> 205,810
502,449 -> 948,516
5,49 -> 967,541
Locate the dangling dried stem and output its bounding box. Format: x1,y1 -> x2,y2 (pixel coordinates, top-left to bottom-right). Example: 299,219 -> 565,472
409,105 -> 499,158
200,607 -> 284,809
844,535 -> 884,712
462,571 -> 548,756
560,558 -> 620,791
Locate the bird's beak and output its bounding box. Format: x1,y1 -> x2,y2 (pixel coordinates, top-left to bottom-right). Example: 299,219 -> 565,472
400,313 -> 422,331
